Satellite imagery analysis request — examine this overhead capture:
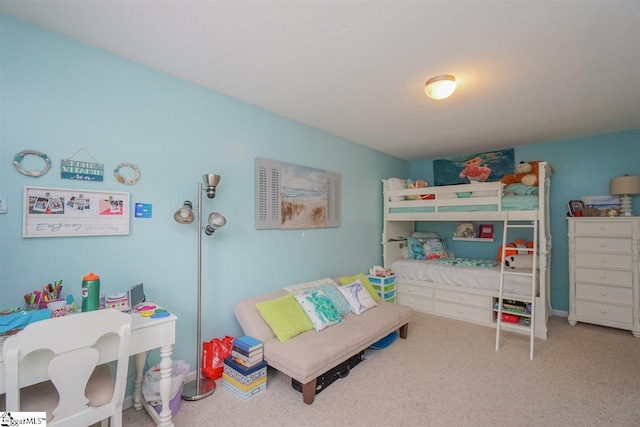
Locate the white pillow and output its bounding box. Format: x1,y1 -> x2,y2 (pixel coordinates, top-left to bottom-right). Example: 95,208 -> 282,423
336,280 -> 378,315
385,178 -> 407,201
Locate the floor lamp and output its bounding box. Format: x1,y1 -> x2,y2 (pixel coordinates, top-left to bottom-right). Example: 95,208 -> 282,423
174,173 -> 226,401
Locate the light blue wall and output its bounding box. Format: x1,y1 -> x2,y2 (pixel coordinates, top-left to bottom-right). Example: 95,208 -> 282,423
0,14 -> 408,374
410,130 -> 640,312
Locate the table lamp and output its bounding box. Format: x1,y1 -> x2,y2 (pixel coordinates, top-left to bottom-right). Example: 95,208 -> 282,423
610,175 -> 640,216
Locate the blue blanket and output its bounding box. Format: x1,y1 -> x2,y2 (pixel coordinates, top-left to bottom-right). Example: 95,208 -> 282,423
0,309 -> 51,334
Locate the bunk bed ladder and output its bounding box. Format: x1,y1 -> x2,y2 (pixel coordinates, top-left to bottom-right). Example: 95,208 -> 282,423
495,216 -> 538,360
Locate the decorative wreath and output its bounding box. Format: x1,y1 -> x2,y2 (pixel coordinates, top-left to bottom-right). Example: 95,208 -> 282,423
114,162 -> 141,185
13,150 -> 52,177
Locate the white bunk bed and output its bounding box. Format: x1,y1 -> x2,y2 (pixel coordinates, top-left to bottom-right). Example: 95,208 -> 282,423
382,162 -> 552,339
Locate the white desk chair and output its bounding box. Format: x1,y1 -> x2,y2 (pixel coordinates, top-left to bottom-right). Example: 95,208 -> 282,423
3,309 -> 132,427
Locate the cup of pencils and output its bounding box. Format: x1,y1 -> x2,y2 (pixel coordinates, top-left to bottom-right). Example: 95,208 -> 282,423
42,280 -> 63,305
24,291 -> 44,310
25,280 -> 64,310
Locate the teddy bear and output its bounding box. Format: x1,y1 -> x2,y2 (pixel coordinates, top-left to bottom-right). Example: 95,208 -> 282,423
406,179 -> 434,200
504,254 -> 534,269
459,156 -> 491,183
497,239 -> 534,262
500,161 -> 542,187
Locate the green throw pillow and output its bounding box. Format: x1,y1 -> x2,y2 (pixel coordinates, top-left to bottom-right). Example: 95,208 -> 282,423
255,293 -> 314,343
339,273 -> 381,302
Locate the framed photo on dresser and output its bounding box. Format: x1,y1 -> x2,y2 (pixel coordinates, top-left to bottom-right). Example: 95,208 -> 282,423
567,200 -> 585,217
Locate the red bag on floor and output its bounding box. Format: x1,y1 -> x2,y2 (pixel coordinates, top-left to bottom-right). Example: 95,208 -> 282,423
202,335 -> 234,380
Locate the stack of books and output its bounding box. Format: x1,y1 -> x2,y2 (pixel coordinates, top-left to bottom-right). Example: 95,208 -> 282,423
223,335 -> 267,400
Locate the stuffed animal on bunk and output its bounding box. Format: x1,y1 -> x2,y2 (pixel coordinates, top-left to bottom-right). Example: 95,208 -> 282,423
459,156 -> 491,183
408,238 -> 427,260
504,254 -> 534,269
406,179 -> 435,200
497,239 -> 534,262
500,161 -> 543,187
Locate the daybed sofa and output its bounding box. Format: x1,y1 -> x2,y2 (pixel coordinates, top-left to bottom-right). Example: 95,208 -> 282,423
234,278 -> 413,404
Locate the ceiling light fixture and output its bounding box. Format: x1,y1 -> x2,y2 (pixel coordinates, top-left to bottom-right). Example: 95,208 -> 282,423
424,75 -> 457,100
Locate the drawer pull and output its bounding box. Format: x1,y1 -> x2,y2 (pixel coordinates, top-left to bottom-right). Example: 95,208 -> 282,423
600,274 -> 607,279
600,226 -> 605,231
458,309 -> 464,314
600,309 -> 607,314
600,291 -> 607,296
599,242 -> 606,248
599,258 -> 607,263
458,296 -> 464,301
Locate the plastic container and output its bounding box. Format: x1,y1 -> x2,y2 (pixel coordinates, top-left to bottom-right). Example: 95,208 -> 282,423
153,383 -> 184,416
81,272 -> 100,312
143,360 -> 189,417
501,313 -> 519,324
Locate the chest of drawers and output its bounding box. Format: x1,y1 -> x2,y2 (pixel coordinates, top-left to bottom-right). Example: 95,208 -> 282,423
567,217 -> 639,336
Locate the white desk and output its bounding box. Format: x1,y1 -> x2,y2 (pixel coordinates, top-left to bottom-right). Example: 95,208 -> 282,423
0,306 -> 177,427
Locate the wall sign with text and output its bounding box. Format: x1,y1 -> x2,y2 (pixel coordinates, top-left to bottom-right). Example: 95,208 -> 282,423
23,186 -> 129,238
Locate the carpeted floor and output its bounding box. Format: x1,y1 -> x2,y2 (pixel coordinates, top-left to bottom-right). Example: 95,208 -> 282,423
123,312 -> 640,426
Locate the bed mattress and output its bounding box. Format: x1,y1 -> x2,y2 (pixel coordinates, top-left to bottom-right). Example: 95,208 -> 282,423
391,258 -> 538,296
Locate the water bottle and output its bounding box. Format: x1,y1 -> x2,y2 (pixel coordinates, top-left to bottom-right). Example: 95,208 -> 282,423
81,272 -> 100,312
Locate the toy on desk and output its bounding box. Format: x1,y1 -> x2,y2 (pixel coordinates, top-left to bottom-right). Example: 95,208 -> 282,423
151,310 -> 170,319
66,295 -> 78,314
136,304 -> 157,317
137,306 -> 170,319
105,293 -> 130,311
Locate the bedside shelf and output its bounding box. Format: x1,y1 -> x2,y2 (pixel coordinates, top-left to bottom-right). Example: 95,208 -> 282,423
451,237 -> 494,242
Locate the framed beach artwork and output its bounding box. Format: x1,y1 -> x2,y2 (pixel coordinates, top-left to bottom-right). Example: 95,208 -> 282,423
255,158 -> 341,230
433,148 -> 515,186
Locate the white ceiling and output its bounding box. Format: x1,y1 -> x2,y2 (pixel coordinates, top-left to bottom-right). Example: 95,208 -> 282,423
1,1 -> 639,161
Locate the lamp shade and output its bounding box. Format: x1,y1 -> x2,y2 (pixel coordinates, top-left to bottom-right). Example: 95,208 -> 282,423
202,174 -> 220,188
424,75 -> 456,100
610,175 -> 640,217
610,175 -> 640,195
203,174 -> 221,199
204,212 -> 226,235
174,201 -> 195,224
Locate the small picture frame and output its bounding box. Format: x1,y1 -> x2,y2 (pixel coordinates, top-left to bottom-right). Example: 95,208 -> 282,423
455,222 -> 475,238
568,200 -> 585,217
479,224 -> 494,239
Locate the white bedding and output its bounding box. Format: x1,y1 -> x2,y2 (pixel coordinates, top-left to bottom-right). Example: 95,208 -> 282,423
391,259 -> 538,296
